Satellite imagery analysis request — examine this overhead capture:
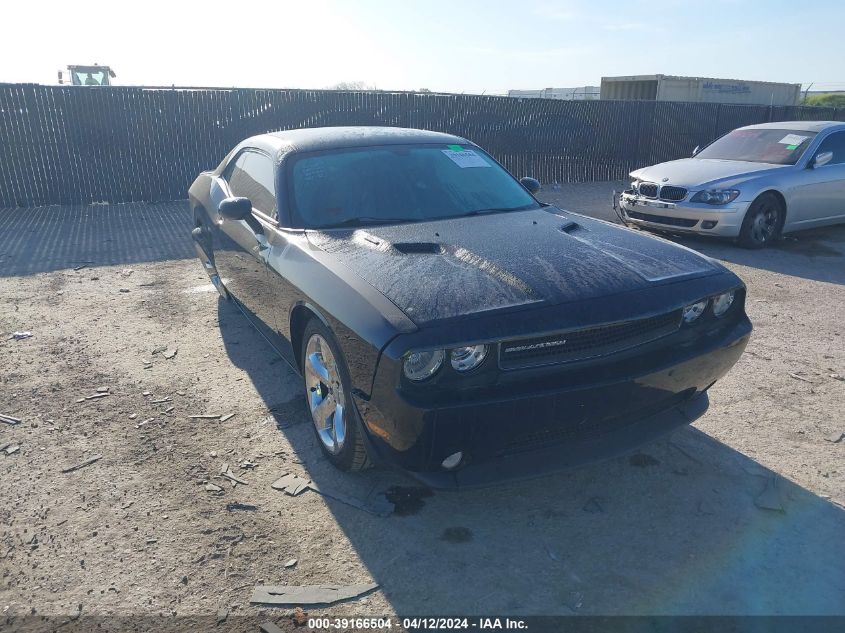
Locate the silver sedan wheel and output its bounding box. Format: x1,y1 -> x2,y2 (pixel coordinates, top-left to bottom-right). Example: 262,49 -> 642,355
750,204 -> 778,245
304,334 -> 346,454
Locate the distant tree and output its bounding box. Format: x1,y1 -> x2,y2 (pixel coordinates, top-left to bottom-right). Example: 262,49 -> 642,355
803,93 -> 845,108
328,81 -> 370,91
418,88 -> 432,93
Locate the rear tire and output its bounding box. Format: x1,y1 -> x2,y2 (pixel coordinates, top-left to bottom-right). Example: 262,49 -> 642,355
301,318 -> 371,472
738,193 -> 784,249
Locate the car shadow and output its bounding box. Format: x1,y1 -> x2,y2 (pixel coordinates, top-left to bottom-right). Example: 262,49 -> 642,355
664,226 -> 845,286
217,296 -> 845,616
0,201 -> 195,277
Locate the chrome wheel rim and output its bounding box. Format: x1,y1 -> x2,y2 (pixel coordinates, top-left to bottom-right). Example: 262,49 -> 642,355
304,334 -> 346,454
750,204 -> 778,244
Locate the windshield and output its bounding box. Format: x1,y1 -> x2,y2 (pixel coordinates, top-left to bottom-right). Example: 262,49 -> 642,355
695,128 -> 817,165
288,144 -> 539,228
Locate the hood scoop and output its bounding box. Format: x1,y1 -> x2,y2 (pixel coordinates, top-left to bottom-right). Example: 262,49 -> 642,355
559,220 -> 580,234
392,242 -> 443,255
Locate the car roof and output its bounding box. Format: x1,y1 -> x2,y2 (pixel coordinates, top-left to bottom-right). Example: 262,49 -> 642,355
738,120 -> 845,133
241,126 -> 471,159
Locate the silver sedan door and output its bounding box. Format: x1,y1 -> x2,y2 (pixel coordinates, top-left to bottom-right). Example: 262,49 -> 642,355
788,131 -> 845,229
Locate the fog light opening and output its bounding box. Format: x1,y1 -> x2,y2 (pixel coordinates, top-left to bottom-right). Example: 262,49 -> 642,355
701,220 -> 718,229
441,451 -> 463,470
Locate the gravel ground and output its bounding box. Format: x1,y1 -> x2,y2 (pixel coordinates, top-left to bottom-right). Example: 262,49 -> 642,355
1,185 -> 844,629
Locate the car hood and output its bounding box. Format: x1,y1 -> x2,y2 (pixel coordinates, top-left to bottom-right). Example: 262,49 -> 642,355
307,209 -> 722,326
631,158 -> 789,188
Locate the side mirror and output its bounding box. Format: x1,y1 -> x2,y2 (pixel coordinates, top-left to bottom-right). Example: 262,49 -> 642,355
812,151 -> 833,169
218,196 -> 253,220
520,177 -> 541,194
692,145 -> 700,157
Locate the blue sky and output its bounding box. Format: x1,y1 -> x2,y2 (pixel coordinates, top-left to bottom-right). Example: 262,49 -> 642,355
4,0 -> 845,93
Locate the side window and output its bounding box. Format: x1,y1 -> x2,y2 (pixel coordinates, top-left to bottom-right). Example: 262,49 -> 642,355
223,151 -> 277,215
815,131 -> 845,165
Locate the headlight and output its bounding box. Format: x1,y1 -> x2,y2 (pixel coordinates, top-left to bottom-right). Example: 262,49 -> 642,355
682,299 -> 708,323
712,290 -> 735,317
690,189 -> 740,205
449,345 -> 488,372
403,349 -> 444,381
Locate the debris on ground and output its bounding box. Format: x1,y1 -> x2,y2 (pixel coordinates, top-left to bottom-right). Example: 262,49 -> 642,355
135,418 -> 154,429
830,373 -> 844,381
824,431 -> 843,443
10,331 -> 33,340
4,445 -> 20,456
271,472 -> 311,496
205,483 -> 224,493
220,464 -> 248,486
269,473 -> 394,516
755,477 -> 785,513
309,483 -> 395,517
582,497 -> 604,514
284,558 -> 297,568
216,607 -> 228,624
120,268 -> 134,277
226,503 -> 258,512
190,414 -> 221,420
0,413 -> 21,426
250,582 -> 379,606
151,345 -> 167,355
219,413 -> 236,423
119,288 -> 130,293
163,348 -> 178,359
150,397 -> 171,404
95,386 -> 110,393
76,392 -> 111,403
259,621 -> 286,633
61,455 -> 103,474
292,608 -> 308,627
788,372 -> 814,383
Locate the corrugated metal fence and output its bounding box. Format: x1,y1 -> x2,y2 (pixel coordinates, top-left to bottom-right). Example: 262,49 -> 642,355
1,83 -> 842,207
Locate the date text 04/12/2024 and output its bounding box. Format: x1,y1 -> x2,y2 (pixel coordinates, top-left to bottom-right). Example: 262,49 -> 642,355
306,617 -> 528,630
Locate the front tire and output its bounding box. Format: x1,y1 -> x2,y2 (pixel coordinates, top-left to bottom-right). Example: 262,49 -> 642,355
301,319 -> 371,472
738,193 -> 783,249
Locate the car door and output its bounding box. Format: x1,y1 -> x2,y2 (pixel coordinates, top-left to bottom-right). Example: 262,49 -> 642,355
210,150 -> 277,326
788,131 -> 845,228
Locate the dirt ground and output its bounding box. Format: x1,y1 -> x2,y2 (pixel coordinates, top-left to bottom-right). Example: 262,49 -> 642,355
1,184 -> 844,629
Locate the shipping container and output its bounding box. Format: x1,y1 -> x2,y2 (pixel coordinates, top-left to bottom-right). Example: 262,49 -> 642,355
600,74 -> 801,106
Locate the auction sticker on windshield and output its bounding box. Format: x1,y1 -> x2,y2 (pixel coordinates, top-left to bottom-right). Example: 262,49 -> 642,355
441,149 -> 491,168
778,133 -> 809,146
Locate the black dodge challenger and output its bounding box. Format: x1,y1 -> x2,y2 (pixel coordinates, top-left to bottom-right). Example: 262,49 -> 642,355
189,127 -> 751,488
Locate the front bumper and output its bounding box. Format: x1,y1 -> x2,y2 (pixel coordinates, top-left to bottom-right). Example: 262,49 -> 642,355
354,317 -> 751,488
619,190 -> 749,238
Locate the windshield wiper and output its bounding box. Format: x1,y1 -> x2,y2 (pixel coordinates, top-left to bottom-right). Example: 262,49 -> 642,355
465,203 -> 537,216
318,217 -> 417,229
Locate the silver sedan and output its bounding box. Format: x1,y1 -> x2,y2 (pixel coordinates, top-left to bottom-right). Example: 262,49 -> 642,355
618,120 -> 845,248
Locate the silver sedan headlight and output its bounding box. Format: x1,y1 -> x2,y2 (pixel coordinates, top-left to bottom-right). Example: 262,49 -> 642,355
712,290 -> 736,317
403,349 -> 445,381
449,345 -> 488,372
690,189 -> 740,205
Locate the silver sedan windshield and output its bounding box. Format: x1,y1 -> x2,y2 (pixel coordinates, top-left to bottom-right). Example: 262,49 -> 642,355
696,129 -> 817,165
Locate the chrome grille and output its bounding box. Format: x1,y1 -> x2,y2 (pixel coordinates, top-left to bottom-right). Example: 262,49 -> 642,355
638,182 -> 658,198
499,310 -> 682,370
659,186 -> 687,202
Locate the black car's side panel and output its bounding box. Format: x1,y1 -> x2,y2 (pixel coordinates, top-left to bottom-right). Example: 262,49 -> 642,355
261,229 -> 416,395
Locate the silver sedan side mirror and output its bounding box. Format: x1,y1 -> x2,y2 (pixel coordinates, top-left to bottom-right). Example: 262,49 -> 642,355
692,145 -> 700,157
812,151 -> 833,169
